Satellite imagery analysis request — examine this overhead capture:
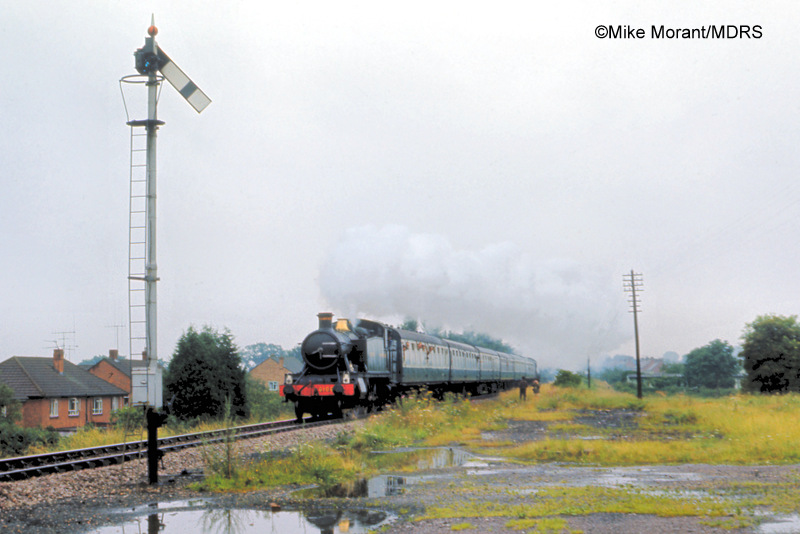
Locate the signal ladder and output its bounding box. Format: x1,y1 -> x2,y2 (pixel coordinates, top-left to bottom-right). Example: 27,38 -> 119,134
127,125 -> 148,363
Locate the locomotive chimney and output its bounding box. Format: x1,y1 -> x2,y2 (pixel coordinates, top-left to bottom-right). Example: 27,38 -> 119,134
318,312 -> 334,330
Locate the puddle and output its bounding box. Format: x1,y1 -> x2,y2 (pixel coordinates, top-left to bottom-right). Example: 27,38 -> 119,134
596,467 -> 701,487
370,446 -> 486,470
758,514 -> 800,533
296,474 -> 420,498
297,447 -> 498,498
85,500 -> 393,534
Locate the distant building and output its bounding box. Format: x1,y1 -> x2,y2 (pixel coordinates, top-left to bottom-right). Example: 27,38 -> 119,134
0,349 -> 127,431
249,356 -> 302,392
640,357 -> 663,375
603,354 -> 636,371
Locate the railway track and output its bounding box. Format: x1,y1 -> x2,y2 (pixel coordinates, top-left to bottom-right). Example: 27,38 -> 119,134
0,417 -> 335,483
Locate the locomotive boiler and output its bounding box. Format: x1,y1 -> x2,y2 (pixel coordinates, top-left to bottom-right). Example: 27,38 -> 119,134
280,313 -> 538,420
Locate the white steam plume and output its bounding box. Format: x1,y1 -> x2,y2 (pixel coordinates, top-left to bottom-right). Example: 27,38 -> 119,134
319,225 -> 629,368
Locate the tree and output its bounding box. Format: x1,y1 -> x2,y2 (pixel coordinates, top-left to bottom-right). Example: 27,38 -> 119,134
400,318 -> 419,332
684,339 -> 740,389
165,326 -> 248,421
741,314 -> 800,394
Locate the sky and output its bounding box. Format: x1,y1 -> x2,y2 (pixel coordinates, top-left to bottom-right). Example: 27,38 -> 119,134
2,1 -> 800,371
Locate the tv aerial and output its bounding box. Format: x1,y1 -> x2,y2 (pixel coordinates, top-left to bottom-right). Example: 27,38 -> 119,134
120,15 -> 210,485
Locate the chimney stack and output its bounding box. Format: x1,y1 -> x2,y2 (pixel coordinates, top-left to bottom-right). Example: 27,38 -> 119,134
279,357 -> 284,368
53,349 -> 65,374
318,312 -> 333,330
109,349 -> 119,361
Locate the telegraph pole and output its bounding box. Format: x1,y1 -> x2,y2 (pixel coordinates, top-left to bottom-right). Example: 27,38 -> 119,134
587,357 -> 591,389
623,270 -> 643,399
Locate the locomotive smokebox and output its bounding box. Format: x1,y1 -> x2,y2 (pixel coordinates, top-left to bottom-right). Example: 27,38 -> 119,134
318,312 -> 334,330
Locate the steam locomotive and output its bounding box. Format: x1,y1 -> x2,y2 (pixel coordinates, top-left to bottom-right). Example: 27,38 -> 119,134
280,313 -> 538,420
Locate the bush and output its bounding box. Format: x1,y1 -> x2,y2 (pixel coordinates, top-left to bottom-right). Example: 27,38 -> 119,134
245,376 -> 292,421
0,423 -> 60,457
553,370 -> 584,388
112,406 -> 145,433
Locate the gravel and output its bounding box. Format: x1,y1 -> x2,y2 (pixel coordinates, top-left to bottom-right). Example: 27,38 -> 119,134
0,420 -> 361,533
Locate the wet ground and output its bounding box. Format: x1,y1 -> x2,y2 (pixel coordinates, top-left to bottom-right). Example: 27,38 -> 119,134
3,410 -> 800,533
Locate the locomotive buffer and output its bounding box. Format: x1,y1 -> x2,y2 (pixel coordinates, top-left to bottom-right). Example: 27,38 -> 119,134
126,16 -> 210,484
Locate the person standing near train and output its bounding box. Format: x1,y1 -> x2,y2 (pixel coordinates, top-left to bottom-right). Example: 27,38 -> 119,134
519,376 -> 528,400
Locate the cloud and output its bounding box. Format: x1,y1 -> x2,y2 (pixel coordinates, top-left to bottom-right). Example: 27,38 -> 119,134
320,225 -> 628,367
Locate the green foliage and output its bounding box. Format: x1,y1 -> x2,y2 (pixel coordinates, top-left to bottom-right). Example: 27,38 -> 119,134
199,397 -> 240,480
741,314 -> 800,394
684,339 -> 740,389
0,384 -> 21,424
111,406 -> 145,433
0,424 -> 60,457
553,369 -> 583,388
166,325 -> 248,421
245,376 -> 292,421
661,362 -> 685,375
400,318 -> 419,331
597,367 -> 630,385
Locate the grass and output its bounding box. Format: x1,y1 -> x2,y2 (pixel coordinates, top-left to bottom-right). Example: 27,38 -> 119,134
160,384 -> 800,532
467,384 -> 800,466
193,384 -> 800,493
417,483 -> 759,529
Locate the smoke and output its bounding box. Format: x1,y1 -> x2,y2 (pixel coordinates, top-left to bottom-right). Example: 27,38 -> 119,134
319,225 -> 629,368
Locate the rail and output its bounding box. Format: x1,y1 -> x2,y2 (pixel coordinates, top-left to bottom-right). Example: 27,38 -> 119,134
0,417 -> 333,483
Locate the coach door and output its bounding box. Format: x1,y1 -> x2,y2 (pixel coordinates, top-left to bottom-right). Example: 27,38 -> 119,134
388,330 -> 402,383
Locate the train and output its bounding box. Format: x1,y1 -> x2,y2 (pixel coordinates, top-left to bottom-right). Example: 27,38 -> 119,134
280,312 -> 539,420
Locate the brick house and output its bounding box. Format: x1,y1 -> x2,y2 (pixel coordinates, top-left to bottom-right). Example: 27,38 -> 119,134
0,349 -> 127,431
249,357 -> 302,392
83,349 -> 150,404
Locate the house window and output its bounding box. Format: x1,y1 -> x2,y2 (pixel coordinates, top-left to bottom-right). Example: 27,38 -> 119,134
112,397 -> 119,412
268,381 -> 279,391
50,399 -> 59,418
68,398 -> 79,417
93,398 -> 103,415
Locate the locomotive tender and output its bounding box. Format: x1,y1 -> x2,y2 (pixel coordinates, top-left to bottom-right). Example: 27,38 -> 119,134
280,313 -> 538,420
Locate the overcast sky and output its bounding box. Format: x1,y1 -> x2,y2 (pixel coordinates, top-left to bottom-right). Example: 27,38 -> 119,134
2,2 -> 799,371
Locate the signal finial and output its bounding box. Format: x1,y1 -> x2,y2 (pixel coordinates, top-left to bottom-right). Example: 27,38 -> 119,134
148,14 -> 157,36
